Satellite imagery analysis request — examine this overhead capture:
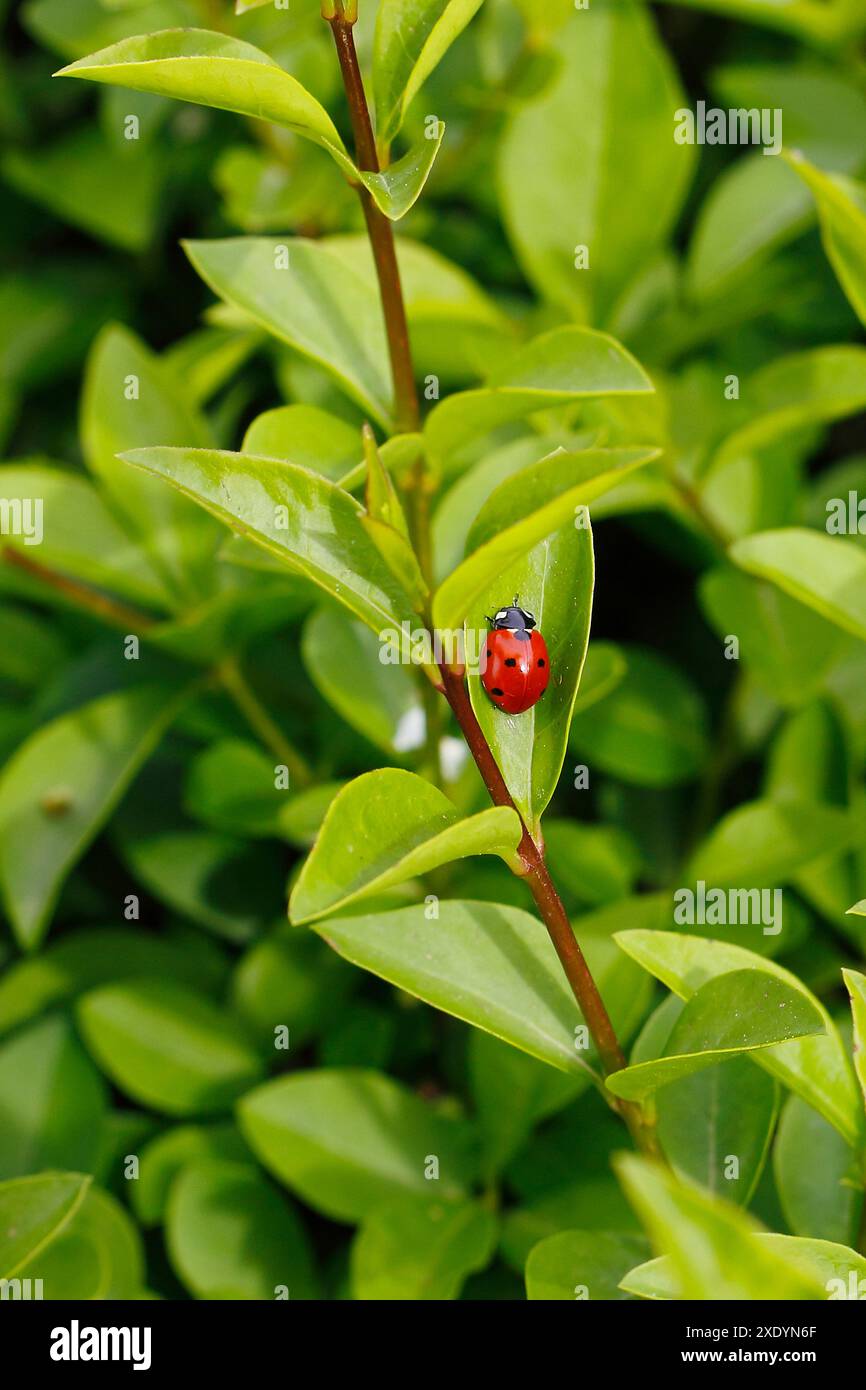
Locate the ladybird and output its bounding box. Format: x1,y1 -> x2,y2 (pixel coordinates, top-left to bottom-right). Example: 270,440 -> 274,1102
481,597 -> 550,715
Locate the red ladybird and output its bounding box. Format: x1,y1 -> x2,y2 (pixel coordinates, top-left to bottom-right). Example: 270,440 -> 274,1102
481,598 -> 550,715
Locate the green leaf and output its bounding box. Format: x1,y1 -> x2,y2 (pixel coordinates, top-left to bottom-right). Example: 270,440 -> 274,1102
786,152 -> 866,326
56,29 -> 354,175
120,447 -> 417,636
615,1155 -> 823,1300
231,927 -> 355,1052
607,969 -> 824,1101
686,797 -> 853,887
424,327 -> 654,466
543,819 -> 641,909
351,1193 -> 495,1300
569,646 -> 708,788
498,1 -> 693,320
242,404 -> 362,482
76,979 -> 263,1116
0,683 -> 190,950
623,1233 -> 866,1302
313,899 -> 648,1079
615,930 -> 863,1145
700,566 -> 845,707
775,1096 -> 862,1245
184,738 -> 285,838
433,447 -> 655,633
1,125 -> 162,252
468,1031 -> 585,1177
166,1158 -> 319,1299
132,1122 -> 249,1227
0,1172 -> 91,1280
0,927 -> 227,1039
372,0 -> 483,147
658,1058 -> 778,1206
465,512 -> 594,837
301,607 -> 424,756
185,239 -> 392,425
731,528 -> 866,642
526,1230 -> 648,1301
82,324 -> 217,603
0,460 -> 172,611
360,427 -> 427,607
358,128 -> 445,220
289,769 -> 521,924
842,968 -> 866,1113
237,1068 -> 477,1221
686,66 -> 866,301
15,1183 -> 145,1299
0,1015 -> 107,1180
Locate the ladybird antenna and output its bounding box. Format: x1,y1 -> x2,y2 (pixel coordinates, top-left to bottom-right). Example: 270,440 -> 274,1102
513,593 -> 519,606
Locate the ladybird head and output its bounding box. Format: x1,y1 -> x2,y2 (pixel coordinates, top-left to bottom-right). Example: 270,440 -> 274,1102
488,598 -> 536,632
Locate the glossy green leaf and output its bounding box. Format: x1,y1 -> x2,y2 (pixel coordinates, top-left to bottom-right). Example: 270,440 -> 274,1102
120,447 -> 417,635
433,447 -> 655,633
731,528 -> 866,642
301,607 -> 424,756
424,327 -> 653,466
774,1096 -> 862,1245
465,510 -> 594,836
231,927 -> 355,1052
607,969 -> 823,1101
77,979 -> 263,1116
0,683 -> 190,950
242,404 -> 361,482
351,1193 -> 495,1300
82,324 -> 217,603
498,1 -> 693,320
314,899 -> 647,1080
658,1057 -> 778,1205
57,29 -> 354,172
185,239 -> 392,425
237,1068 -> 477,1221
358,128 -> 445,220
373,0 -> 483,146
623,1233 -> 866,1302
290,769 -> 521,923
569,646 -> 708,788
0,1172 -> 91,1280
615,930 -> 862,1145
0,1015 -> 107,1180
167,1158 -> 318,1299
526,1230 -> 648,1302
615,1155 -> 823,1300
787,153 -> 866,326
543,819 -> 641,909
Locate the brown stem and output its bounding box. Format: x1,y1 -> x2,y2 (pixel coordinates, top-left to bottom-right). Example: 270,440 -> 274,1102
327,16 -> 419,437
2,547 -> 157,632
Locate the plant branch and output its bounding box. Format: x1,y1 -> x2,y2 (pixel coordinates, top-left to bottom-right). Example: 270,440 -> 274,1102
325,1 -> 654,1155
326,14 -> 419,438
218,656 -> 312,788
437,660 -> 657,1152
2,547 -> 157,632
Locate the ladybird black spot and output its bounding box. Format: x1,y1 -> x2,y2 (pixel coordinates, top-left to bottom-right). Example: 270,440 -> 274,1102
491,687 -> 504,697
486,648 -> 492,657
505,657 -> 517,667
537,658 -> 545,667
